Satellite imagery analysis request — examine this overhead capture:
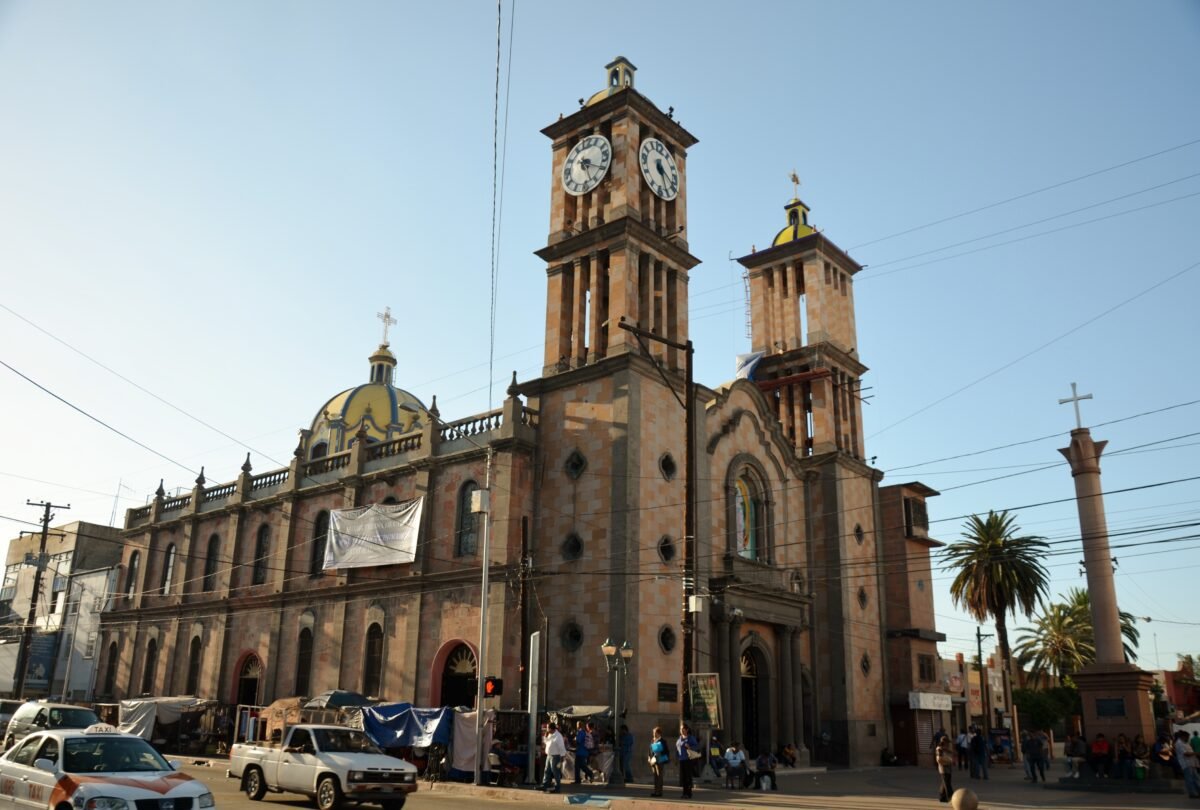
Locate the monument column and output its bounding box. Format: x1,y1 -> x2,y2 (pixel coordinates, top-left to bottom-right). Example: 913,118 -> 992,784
779,625 -> 796,748
1057,383 -> 1155,743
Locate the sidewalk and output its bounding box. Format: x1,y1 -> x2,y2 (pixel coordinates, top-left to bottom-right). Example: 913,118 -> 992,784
424,759 -> 1199,809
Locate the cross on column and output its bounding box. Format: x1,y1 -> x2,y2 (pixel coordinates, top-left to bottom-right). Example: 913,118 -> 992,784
1058,382 -> 1093,429
377,307 -> 397,345
789,170 -> 801,198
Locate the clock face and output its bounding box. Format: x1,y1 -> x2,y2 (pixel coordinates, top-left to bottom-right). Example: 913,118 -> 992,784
639,138 -> 679,200
561,134 -> 612,196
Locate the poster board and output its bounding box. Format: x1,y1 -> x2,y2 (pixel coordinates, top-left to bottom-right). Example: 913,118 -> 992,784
687,672 -> 722,729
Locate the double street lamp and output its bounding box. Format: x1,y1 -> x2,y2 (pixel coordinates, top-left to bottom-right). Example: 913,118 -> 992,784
601,638 -> 634,787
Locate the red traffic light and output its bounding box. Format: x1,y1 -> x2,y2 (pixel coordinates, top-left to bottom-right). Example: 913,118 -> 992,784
484,676 -> 503,697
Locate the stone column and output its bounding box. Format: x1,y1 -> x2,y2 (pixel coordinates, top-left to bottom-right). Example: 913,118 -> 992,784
779,625 -> 795,747
1059,428 -> 1122,663
715,613 -> 730,733
728,614 -> 743,742
1059,426 -> 1156,744
792,630 -> 808,762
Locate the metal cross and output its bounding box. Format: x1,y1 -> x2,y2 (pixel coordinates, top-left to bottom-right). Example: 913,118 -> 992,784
1058,382 -> 1093,429
377,307 -> 396,345
789,170 -> 801,198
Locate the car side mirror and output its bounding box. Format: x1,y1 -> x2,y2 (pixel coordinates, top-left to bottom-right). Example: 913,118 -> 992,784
34,759 -> 55,773
284,746 -> 300,754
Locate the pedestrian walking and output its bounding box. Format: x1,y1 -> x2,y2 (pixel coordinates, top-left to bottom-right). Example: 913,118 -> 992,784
676,723 -> 699,799
1026,729 -> 1046,783
648,726 -> 669,797
936,738 -> 955,803
573,720 -> 595,783
970,726 -> 989,780
955,729 -> 969,771
538,722 -> 566,793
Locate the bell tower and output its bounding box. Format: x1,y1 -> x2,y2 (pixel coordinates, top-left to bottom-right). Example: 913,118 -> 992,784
737,197 -> 868,460
536,57 -> 699,376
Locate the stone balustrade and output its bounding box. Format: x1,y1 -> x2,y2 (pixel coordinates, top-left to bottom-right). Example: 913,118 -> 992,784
250,469 -> 289,491
202,483 -> 237,503
366,434 -> 422,462
439,410 -> 502,441
161,495 -> 191,513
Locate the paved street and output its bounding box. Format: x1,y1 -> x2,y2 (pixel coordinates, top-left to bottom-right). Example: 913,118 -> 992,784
182,757 -> 1199,810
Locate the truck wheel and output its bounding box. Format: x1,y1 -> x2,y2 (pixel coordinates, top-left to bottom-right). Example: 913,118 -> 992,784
316,776 -> 342,810
382,801 -> 406,810
243,767 -> 267,801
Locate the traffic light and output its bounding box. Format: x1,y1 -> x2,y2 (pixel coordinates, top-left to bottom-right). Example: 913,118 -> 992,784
484,676 -> 503,697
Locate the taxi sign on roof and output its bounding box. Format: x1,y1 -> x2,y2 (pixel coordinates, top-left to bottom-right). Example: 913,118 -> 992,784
84,723 -> 118,734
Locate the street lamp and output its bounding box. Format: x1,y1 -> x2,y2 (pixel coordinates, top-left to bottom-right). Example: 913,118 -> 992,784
601,638 -> 634,787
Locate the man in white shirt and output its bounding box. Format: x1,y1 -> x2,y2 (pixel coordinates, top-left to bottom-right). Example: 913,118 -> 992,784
955,730 -> 969,771
724,742 -> 748,789
539,722 -> 567,793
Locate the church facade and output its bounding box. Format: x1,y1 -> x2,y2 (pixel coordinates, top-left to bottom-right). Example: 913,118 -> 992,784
99,58 -> 906,767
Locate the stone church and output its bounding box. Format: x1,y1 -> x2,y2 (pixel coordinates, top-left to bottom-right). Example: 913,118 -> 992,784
100,57 -> 908,767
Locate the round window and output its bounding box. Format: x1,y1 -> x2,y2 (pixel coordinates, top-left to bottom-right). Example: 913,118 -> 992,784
658,626 -> 677,653
657,535 -> 676,563
854,524 -> 865,545
659,453 -> 677,481
860,652 -> 872,677
561,622 -> 583,652
562,533 -> 583,561
564,450 -> 587,480
857,587 -> 869,609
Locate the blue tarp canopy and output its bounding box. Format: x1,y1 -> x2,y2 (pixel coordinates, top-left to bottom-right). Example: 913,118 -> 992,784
361,703 -> 453,748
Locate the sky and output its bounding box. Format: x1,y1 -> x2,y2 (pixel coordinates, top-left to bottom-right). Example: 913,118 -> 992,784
1,1 -> 1197,676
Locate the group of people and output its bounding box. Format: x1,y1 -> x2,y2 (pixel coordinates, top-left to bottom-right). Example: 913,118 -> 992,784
947,725 -> 993,781
537,720 -> 795,799
932,724 -> 1200,801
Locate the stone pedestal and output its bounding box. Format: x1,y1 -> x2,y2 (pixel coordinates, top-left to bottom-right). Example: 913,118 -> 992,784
1072,663 -> 1156,743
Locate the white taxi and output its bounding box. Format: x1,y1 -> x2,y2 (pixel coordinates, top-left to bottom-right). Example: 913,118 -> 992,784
0,724 -> 215,810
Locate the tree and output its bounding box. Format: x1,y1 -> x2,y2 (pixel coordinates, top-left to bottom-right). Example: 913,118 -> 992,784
1014,603 -> 1094,682
1061,587 -> 1140,663
944,511 -> 1051,677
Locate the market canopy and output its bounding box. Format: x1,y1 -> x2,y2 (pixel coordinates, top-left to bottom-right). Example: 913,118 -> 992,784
361,703 -> 452,748
118,697 -> 216,740
551,705 -> 611,719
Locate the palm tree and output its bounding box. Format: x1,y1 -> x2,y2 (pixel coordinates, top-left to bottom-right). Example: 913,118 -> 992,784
943,511 -> 1051,709
1062,587 -> 1140,663
1014,603 -> 1094,682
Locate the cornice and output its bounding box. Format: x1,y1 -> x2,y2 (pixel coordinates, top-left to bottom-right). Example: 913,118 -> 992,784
535,216 -> 700,270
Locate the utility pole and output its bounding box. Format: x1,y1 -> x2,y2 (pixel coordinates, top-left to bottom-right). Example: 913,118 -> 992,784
975,626 -> 993,732
14,500 -> 69,699
618,318 -> 696,721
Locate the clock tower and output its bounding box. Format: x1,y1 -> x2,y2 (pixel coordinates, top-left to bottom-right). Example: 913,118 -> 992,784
536,56 -> 699,374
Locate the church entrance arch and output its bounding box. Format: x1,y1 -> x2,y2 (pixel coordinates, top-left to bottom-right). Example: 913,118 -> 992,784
434,642 -> 477,708
740,647 -> 771,757
235,653 -> 263,706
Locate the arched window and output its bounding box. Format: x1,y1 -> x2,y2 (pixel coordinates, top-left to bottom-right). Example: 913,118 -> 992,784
125,552 -> 141,597
311,441 -> 328,460
203,534 -> 220,592
733,471 -> 766,561
160,544 -> 176,595
252,525 -> 270,586
103,642 -> 118,696
296,628 -> 314,696
363,623 -> 384,697
141,638 -> 158,695
186,636 -> 202,695
310,511 -> 329,578
455,482 -> 479,557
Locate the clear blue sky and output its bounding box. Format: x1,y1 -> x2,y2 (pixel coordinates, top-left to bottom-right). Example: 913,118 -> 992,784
1,1 -> 1197,674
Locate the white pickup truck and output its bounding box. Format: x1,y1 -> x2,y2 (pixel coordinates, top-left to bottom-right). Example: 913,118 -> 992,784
229,724 -> 418,810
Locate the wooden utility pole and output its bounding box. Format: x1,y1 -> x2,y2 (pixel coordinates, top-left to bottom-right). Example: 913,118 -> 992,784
13,500 -> 69,698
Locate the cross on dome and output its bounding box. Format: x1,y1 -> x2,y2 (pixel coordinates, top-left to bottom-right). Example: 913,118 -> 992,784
377,307 -> 397,345
789,170 -> 801,199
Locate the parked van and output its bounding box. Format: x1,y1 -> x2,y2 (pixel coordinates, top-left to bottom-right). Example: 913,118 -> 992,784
0,700 -> 22,739
2,700 -> 99,749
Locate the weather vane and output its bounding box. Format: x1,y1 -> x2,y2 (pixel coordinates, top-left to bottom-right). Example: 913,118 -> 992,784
789,170 -> 801,198
377,306 -> 397,345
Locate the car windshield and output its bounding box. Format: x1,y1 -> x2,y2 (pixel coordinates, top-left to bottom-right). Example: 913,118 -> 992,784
63,736 -> 171,773
313,729 -> 382,754
48,708 -> 99,728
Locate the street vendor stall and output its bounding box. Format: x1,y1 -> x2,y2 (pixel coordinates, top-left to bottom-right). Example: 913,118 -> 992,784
118,697 -> 217,754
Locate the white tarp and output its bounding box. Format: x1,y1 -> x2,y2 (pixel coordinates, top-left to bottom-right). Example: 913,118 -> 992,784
450,710 -> 494,774
326,498 -> 423,570
118,697 -> 215,739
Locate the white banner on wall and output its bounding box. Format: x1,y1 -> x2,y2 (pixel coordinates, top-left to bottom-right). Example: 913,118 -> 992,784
326,498 -> 423,569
